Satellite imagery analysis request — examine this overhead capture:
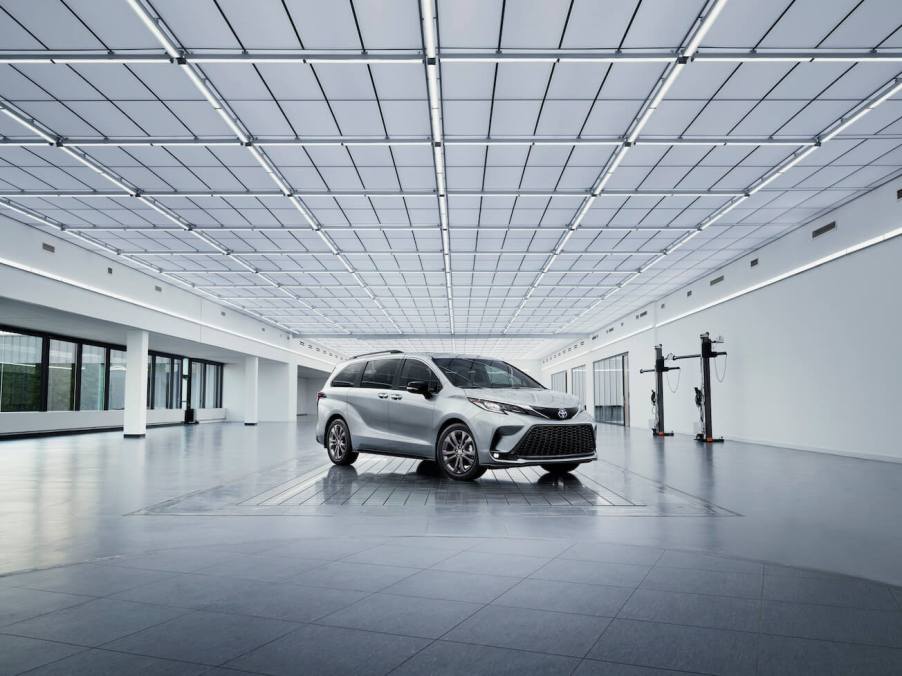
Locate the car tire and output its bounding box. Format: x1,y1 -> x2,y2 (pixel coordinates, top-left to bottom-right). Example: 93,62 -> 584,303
437,423 -> 485,481
540,462 -> 581,474
326,418 -> 358,466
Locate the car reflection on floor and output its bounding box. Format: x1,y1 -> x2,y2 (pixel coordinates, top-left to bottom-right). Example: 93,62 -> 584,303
319,458 -> 602,508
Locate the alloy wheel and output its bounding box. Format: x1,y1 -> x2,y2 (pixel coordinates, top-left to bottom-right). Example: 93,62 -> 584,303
441,429 -> 476,475
328,422 -> 348,461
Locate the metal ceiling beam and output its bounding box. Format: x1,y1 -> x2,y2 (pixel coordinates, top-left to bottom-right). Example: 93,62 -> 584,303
121,250 -> 661,257
0,189 -> 744,199
0,135 -> 821,148
210,283 -> 619,291
172,269 -> 640,276
294,333 -> 587,339
2,48 -> 901,64
54,224 -> 699,233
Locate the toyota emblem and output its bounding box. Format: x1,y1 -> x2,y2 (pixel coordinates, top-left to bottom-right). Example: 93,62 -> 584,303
557,408 -> 568,419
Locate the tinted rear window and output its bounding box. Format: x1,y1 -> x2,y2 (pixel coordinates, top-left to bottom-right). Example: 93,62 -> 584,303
331,361 -> 365,387
360,358 -> 401,389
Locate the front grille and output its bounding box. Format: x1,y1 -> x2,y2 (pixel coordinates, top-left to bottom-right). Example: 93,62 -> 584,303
511,424 -> 596,458
530,406 -> 579,420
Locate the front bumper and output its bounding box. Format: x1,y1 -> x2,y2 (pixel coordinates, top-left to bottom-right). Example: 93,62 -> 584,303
469,410 -> 597,468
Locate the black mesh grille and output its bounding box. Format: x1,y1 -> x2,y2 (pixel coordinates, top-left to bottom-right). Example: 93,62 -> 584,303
511,424 -> 596,458
530,406 -> 580,420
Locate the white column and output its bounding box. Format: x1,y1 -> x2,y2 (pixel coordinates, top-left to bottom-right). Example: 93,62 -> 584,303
244,355 -> 259,425
123,329 -> 149,438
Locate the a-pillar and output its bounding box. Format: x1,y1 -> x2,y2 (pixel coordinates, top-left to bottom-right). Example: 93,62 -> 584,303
244,355 -> 259,426
123,329 -> 149,438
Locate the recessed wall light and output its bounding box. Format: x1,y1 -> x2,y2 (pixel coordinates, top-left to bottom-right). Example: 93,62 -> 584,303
812,221 -> 836,238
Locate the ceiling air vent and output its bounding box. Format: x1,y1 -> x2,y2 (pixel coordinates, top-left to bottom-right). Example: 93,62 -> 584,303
687,290 -> 692,297
606,327 -> 615,334
812,221 -> 836,239
638,310 -> 647,318
107,267 -> 113,274
897,188 -> 902,200
750,258 -> 759,267
154,285 -> 162,292
710,275 -> 724,286
42,242 -> 55,253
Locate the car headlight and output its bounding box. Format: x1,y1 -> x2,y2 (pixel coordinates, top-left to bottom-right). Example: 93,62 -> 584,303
467,398 -> 530,415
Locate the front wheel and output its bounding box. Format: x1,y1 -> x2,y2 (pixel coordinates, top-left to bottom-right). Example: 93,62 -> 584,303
437,424 -> 485,481
540,462 -> 581,474
326,419 -> 358,466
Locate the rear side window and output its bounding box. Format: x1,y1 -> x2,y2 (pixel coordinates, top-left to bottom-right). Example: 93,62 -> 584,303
331,361 -> 365,387
397,359 -> 441,392
360,359 -> 401,389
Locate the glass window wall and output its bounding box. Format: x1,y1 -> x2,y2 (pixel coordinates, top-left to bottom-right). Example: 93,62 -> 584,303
47,339 -> 77,411
0,330 -> 43,412
593,353 -> 630,426
550,370 -> 567,393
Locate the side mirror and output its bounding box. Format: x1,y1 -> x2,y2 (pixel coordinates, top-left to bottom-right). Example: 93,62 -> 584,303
406,380 -> 429,397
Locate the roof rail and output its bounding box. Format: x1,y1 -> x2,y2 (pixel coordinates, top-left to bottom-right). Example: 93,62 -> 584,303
351,349 -> 404,359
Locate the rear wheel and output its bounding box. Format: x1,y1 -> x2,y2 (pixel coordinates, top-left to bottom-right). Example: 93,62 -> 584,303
540,462 -> 581,474
326,419 -> 358,466
437,424 -> 485,481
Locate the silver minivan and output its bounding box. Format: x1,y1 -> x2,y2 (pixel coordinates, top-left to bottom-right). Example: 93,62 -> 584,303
316,351 -> 596,480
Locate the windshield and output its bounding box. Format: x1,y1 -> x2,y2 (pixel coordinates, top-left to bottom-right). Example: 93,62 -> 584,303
432,357 -> 544,389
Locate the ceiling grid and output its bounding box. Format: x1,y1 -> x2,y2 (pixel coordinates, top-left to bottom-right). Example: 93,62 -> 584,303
0,0 -> 899,358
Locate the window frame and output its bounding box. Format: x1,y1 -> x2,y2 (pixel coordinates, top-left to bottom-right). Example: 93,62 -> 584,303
0,325 -> 228,415
360,358 -> 402,389
330,361 -> 365,388
186,357 -> 224,409
0,323 -> 125,413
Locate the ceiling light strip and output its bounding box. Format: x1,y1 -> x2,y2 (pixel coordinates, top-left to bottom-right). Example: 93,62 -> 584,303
420,0 -> 454,334
0,189 -> 747,199
3,48 -> 902,65
0,135 -> 825,148
121,249 -> 662,257
49,224 -> 701,234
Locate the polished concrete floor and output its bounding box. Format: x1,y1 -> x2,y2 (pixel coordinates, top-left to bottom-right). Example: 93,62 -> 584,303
1,421 -> 901,675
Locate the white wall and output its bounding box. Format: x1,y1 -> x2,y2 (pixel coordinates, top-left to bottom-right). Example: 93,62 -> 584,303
541,180 -> 902,462
297,374 -> 328,415
258,360 -> 297,422
0,407 -> 225,436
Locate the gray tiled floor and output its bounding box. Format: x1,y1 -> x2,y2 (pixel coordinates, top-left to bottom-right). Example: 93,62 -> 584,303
2,421 -> 902,674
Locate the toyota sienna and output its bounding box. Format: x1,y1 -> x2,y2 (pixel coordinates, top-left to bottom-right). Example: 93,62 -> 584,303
316,351 -> 596,480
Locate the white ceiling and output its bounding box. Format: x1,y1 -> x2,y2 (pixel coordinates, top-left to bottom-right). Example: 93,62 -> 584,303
0,0 -> 901,360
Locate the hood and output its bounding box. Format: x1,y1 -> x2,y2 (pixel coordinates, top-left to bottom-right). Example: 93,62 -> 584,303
464,388 -> 581,408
